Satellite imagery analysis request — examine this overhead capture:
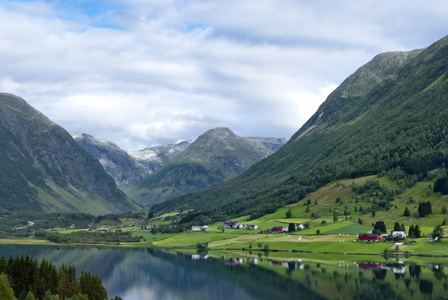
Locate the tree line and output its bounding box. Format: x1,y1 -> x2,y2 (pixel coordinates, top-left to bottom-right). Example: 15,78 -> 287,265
0,255 -> 115,300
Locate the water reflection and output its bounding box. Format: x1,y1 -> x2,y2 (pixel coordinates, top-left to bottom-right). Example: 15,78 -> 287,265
0,244 -> 447,300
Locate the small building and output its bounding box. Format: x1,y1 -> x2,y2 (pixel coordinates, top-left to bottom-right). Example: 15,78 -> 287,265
358,234 -> 380,241
201,225 -> 209,231
385,235 -> 395,242
247,224 -> 259,230
295,223 -> 305,231
267,226 -> 283,233
191,226 -> 201,231
392,231 -> 406,239
224,220 -> 239,228
282,227 -> 289,232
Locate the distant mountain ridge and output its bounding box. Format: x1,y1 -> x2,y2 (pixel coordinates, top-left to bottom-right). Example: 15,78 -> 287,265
150,34 -> 448,222
73,133 -> 190,190
0,93 -> 140,214
128,127 -> 281,206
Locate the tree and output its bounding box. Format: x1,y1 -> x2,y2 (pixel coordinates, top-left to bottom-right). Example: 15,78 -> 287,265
371,210 -> 376,217
0,274 -> 15,300
333,211 -> 338,222
285,210 -> 292,218
414,224 -> 421,238
403,207 -> 410,217
25,291 -> 36,300
408,224 -> 415,238
393,222 -> 401,231
374,221 -> 387,233
442,206 -> 447,214
358,218 -> 363,225
288,223 -> 295,232
418,201 -> 432,217
432,225 -> 444,242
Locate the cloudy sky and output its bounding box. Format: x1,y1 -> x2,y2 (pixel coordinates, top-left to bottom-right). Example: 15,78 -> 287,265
0,0 -> 447,150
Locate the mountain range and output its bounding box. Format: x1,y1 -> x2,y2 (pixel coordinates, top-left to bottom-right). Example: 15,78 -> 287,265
72,133 -> 191,190
74,128 -> 287,206
150,34 -> 448,223
0,93 -> 140,215
1,34 -> 447,220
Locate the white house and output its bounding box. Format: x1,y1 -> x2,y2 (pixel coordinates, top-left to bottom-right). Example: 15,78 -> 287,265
282,227 -> 289,232
201,225 -> 209,231
295,223 -> 305,231
247,224 -> 259,230
191,226 -> 201,231
392,231 -> 406,239
235,223 -> 245,229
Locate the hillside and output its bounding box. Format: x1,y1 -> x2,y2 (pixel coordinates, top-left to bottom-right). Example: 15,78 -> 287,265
129,127 -> 275,206
0,93 -> 140,214
150,35 -> 448,223
73,133 -> 190,190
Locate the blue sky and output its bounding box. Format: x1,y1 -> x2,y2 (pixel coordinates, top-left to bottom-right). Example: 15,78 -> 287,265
0,0 -> 447,150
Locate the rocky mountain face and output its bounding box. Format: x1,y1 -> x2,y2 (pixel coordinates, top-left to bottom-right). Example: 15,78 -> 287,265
151,35 -> 448,222
243,137 -> 288,152
129,127 -> 276,206
0,93 -> 140,214
73,133 -> 190,190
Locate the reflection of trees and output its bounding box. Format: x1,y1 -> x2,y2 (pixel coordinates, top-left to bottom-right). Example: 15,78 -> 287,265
419,279 -> 433,295
374,269 -> 387,280
404,278 -> 411,290
409,265 -> 421,279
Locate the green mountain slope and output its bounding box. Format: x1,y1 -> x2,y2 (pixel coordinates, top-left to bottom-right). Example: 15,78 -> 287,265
150,35 -> 448,222
0,93 -> 140,214
129,127 -> 274,206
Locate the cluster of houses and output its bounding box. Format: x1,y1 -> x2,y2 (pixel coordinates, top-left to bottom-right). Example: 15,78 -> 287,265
266,223 -> 304,233
223,220 -> 259,230
358,231 -> 407,242
182,221 -> 306,233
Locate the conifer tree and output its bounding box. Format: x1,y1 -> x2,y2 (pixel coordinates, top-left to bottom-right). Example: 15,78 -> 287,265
403,207 -> 410,217
0,274 -> 15,300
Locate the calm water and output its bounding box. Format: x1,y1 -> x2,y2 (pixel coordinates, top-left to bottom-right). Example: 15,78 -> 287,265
0,244 -> 447,300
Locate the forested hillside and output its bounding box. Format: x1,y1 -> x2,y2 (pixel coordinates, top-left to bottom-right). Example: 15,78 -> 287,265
150,35 -> 448,224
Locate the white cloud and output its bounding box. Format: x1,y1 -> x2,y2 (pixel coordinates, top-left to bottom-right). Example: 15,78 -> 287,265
0,0 -> 447,150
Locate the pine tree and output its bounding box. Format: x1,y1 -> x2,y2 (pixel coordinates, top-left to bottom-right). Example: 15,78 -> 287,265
0,274 -> 15,300
403,207 -> 410,217
414,225 -> 421,238
408,225 -> 415,238
393,222 -> 401,231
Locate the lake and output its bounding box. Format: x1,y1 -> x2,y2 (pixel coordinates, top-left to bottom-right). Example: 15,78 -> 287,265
0,244 -> 447,299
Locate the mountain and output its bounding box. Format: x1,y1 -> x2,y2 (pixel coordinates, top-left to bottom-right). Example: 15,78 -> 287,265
0,93 -> 140,214
150,35 -> 448,223
72,133 -> 190,190
129,127 -> 275,206
243,137 -> 288,152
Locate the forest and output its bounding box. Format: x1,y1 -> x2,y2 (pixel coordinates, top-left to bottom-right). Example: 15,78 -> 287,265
0,255 -> 113,300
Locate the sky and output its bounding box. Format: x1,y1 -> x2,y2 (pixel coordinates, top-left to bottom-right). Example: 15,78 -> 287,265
0,0 -> 447,150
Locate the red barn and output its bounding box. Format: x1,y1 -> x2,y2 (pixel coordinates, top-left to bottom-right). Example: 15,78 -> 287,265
358,234 -> 380,241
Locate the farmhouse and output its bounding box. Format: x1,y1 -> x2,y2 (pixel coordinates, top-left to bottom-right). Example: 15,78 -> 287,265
191,226 -> 201,231
224,220 -> 239,228
247,224 -> 258,230
267,226 -> 283,233
358,234 -> 380,241
295,223 -> 305,230
392,231 -> 406,239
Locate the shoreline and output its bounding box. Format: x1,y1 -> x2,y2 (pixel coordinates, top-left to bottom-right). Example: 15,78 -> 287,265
1,238 -> 448,258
